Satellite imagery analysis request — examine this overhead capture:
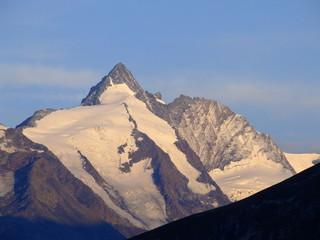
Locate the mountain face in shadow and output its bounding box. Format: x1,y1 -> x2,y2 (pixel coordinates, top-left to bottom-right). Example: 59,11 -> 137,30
0,216 -> 124,240
130,163 -> 320,240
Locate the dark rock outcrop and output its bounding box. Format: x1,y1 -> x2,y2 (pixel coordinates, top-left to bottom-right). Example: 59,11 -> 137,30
16,109 -> 57,128
81,63 -> 144,106
128,129 -> 229,221
165,95 -> 295,173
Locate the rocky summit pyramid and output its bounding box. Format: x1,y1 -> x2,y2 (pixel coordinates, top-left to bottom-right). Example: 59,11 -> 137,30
0,63 -> 306,239
81,63 -> 144,106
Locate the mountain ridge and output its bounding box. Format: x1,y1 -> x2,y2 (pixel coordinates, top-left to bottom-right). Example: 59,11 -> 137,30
1,63 -> 315,239
16,63 -> 297,203
81,63 -> 145,106
21,69 -> 230,233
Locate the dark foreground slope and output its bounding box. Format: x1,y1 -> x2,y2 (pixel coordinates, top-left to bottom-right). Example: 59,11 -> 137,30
131,163 -> 320,240
0,216 -> 123,240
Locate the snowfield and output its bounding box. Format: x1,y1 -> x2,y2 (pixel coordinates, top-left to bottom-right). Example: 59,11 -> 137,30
285,153 -> 320,173
209,158 -> 292,201
21,72 -> 319,227
209,151 -> 320,201
209,144 -> 293,202
23,81 -> 215,229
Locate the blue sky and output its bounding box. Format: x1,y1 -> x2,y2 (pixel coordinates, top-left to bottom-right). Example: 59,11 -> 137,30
1,0 -> 319,153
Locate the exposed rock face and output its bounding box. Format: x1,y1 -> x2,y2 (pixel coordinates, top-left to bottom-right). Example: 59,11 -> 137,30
81,63 -> 168,116
154,92 -> 162,100
129,129 -> 229,221
81,63 -> 145,106
130,163 -> 320,240
162,95 -> 295,201
16,109 -> 57,128
165,95 -> 294,173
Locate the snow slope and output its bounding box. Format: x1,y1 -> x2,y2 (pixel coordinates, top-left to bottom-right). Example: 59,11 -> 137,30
207,143 -> 293,202
209,151 -> 320,201
285,153 -> 320,173
209,157 -> 292,201
100,83 -> 216,195
23,80 -> 216,229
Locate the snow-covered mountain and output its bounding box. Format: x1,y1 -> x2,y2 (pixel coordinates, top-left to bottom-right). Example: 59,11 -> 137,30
0,63 -> 231,238
23,65 -> 228,230
0,63 -> 316,239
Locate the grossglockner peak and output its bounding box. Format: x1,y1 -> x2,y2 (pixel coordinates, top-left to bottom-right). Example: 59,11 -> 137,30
1,63 -> 314,239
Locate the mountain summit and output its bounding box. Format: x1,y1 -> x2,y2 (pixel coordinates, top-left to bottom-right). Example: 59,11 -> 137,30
20,63 -> 230,236
0,63 -> 307,239
81,63 -> 144,106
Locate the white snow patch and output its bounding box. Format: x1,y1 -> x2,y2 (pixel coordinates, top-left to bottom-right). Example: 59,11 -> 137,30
137,137 -> 144,142
0,145 -> 17,153
0,137 -> 18,153
209,157 -> 292,202
0,170 -> 14,197
0,124 -> 7,130
0,125 -> 7,138
285,153 -> 320,173
155,98 -> 166,105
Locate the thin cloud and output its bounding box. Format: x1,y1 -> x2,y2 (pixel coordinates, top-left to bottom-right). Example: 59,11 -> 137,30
279,141 -> 320,154
143,71 -> 320,120
213,31 -> 320,51
0,63 -> 99,88
0,91 -> 85,102
0,45 -> 66,61
310,144 -> 320,154
147,71 -> 319,108
213,81 -> 320,109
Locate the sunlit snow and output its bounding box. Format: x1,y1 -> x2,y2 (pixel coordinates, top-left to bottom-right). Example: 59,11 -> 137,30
210,154 -> 292,202
0,125 -> 7,138
155,98 -> 166,105
101,84 -> 216,195
285,153 -> 320,173
23,81 -> 215,229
